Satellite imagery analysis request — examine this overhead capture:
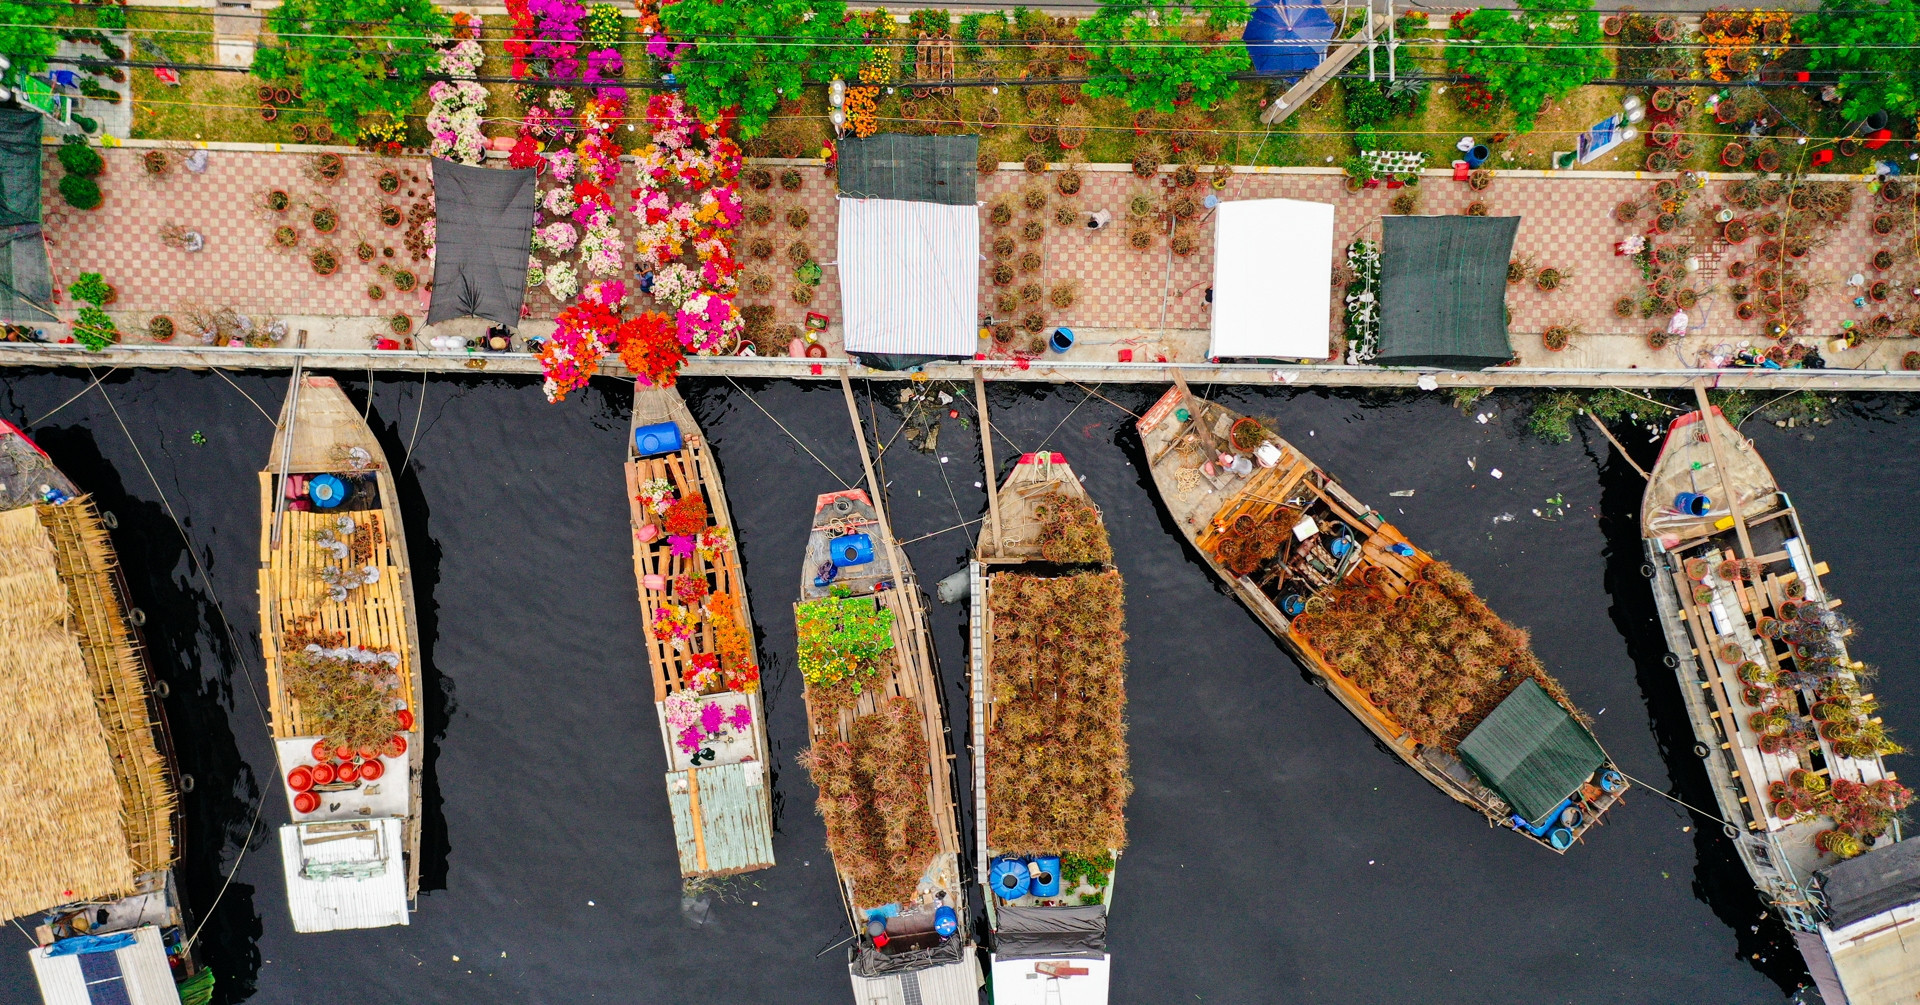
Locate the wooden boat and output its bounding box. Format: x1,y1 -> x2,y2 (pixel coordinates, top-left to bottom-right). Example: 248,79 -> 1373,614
1136,384 -> 1627,851
970,451 -> 1124,1004
0,420 -> 213,1004
795,488 -> 976,1003
626,387 -> 773,877
257,375 -> 423,933
1642,402 -> 1920,1004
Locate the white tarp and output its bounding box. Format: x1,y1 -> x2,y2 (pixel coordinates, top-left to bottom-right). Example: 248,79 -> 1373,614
989,955 -> 1111,1005
1210,198 -> 1335,360
29,925 -> 181,1005
838,197 -> 980,356
275,736 -> 408,823
279,817 -> 409,933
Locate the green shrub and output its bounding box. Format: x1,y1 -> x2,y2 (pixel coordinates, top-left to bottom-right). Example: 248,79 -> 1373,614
95,3 -> 127,30
57,141 -> 103,178
68,272 -> 110,306
58,174 -> 102,210
73,306 -> 117,351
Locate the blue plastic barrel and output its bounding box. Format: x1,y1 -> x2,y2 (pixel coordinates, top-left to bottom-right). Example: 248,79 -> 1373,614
1465,144 -> 1490,168
634,422 -> 683,458
308,474 -> 348,509
1031,856 -> 1062,898
1281,594 -> 1306,617
830,533 -> 874,568
1601,769 -> 1624,793
1674,491 -> 1712,517
1049,327 -> 1076,353
933,905 -> 959,938
1330,537 -> 1354,559
1549,827 -> 1574,850
990,858 -> 1030,900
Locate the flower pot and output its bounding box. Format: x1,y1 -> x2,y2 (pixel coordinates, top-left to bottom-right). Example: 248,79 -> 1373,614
1720,143 -> 1746,168
1602,14 -> 1622,35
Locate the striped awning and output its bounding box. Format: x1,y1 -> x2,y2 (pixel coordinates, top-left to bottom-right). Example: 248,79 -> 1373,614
837,197 -> 980,357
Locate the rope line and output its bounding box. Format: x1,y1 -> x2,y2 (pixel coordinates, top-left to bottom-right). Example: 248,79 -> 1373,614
27,367 -> 110,426
1615,768 -> 1742,831
723,376 -> 852,487
399,367 -> 428,477
210,367 -> 274,424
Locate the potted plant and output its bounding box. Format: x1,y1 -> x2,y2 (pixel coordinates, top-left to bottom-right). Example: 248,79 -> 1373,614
1229,417 -> 1266,452
356,241 -> 376,263
1720,142 -> 1746,168
746,167 -> 773,191
1541,324 -> 1579,351
1646,329 -> 1673,349
1736,301 -> 1759,320
391,269 -> 418,293
312,207 -> 338,234
1535,267 -> 1567,292
1343,155 -> 1373,192
1874,214 -> 1897,236
312,152 -> 345,183
1722,217 -> 1750,243
273,225 -> 299,249
1874,249 -> 1896,270
377,169 -> 401,194
779,168 -> 803,191
378,205 -> 402,228
147,315 -> 175,342
142,150 -> 169,176
311,247 -> 339,276
265,189 -> 291,212
1170,227 -> 1198,257
367,283 -> 386,301
1057,169 -> 1082,196
389,314 -> 413,336
1755,147 -> 1781,173
1870,280 -> 1891,302
1467,168 -> 1492,192
1646,149 -> 1673,173
1651,88 -> 1677,113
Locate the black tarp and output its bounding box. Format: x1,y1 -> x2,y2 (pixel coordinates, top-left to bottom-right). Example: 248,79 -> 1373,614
993,904 -> 1108,960
836,134 -> 978,206
426,158 -> 537,328
1375,215 -> 1519,369
1816,837 -> 1920,930
850,933 -> 967,977
0,110 -> 50,325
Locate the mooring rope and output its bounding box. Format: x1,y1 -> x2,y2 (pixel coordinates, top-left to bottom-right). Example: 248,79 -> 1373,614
724,376 -> 853,487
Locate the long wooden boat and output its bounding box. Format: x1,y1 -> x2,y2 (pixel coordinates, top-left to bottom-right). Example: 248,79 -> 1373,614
257,375 -> 424,933
971,451 -> 1125,1004
1642,403 -> 1920,1004
626,387 -> 773,877
1136,385 -> 1627,851
0,420 -> 213,1004
795,488 -> 976,1003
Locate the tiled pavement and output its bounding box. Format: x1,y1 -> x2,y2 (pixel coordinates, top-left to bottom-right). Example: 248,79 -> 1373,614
49,148 -> 1918,369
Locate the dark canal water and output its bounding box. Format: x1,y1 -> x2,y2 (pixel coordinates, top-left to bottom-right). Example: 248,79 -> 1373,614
0,369 -> 1915,1005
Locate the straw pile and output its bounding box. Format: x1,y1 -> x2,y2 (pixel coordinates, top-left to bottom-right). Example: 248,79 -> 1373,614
40,497 -> 177,874
986,570 -> 1130,858
0,505 -> 137,919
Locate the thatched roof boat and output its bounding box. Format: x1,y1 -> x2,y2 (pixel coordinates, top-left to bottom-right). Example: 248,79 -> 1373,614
1642,402 -> 1920,1003
627,387 -> 773,877
1136,385 -> 1626,851
257,376 -> 423,933
795,488 -> 977,1004
0,420 -> 210,1004
971,451 -> 1125,1003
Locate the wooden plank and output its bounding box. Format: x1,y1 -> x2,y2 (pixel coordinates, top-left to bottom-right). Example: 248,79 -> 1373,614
975,370 -> 1002,556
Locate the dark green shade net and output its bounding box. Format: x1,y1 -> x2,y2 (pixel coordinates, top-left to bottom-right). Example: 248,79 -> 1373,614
0,110 -> 49,324
835,134 -> 977,205
1457,679 -> 1607,827
1376,215 -> 1518,369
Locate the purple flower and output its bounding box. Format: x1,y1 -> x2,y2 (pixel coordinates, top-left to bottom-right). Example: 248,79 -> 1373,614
727,705 -> 753,730
676,725 -> 703,754
669,534 -> 695,558
700,702 -> 725,735
585,47 -> 623,82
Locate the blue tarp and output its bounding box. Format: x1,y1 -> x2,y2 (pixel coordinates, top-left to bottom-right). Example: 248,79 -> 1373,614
44,932 -> 137,957
1244,0 -> 1336,78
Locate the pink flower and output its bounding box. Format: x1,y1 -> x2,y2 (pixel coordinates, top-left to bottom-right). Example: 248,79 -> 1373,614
677,725 -> 703,754
669,534 -> 695,558
727,704 -> 753,730
700,702 -> 725,735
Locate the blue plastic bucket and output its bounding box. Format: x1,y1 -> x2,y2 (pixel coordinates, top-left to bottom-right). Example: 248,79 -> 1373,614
1031,856 -> 1062,897
933,905 -> 959,938
308,474 -> 348,509
1330,537 -> 1354,559
830,533 -> 875,568
634,422 -> 683,458
1674,491 -> 1712,516
1549,827 -> 1574,850
1601,769 -> 1624,793
1049,327 -> 1076,353
1281,594 -> 1306,617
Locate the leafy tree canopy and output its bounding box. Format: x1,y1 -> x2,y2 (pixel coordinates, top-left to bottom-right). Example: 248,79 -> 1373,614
1800,0 -> 1920,119
659,0 -> 865,137
1446,0 -> 1609,132
0,0 -> 61,75
1076,0 -> 1254,113
251,0 -> 449,138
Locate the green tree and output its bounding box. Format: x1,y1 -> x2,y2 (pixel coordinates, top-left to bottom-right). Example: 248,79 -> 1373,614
1800,0 -> 1920,119
1445,0 -> 1609,132
0,0 -> 61,75
659,0 -> 865,137
1077,0 -> 1254,113
251,0 -> 449,139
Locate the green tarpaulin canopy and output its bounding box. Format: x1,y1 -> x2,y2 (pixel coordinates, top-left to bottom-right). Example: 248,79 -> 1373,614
835,134 -> 977,206
1375,215 -> 1518,369
1457,678 -> 1606,827
0,109 -> 50,324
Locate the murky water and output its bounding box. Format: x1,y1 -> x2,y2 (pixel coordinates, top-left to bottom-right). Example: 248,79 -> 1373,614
0,369 -> 1913,1004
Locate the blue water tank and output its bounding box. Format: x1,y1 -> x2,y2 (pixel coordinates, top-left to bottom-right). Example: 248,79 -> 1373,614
830,533 -> 875,567
634,422 -> 683,458
933,905 -> 959,938
1601,769 -> 1624,793
1031,856 -> 1062,898
1674,491 -> 1712,516
308,474 -> 348,509
989,858 -> 1030,901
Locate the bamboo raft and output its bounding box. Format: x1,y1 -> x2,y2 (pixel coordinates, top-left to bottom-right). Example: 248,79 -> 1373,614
971,451 -> 1122,1002
626,387 -> 773,877
1136,384 -> 1626,852
0,420 -> 210,1003
257,376 -> 424,932
1642,399 -> 1920,1003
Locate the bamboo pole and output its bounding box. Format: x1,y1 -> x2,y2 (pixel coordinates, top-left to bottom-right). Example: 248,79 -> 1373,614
1589,414 -> 1651,480
974,370 -> 1002,557
1692,384 -> 1757,561
268,362 -> 303,550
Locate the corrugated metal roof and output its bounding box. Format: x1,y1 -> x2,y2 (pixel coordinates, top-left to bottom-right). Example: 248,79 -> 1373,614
1456,679 -> 1607,826
667,759 -> 774,876
848,957 -> 979,1005
29,924 -> 180,1005
279,817 -> 409,933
